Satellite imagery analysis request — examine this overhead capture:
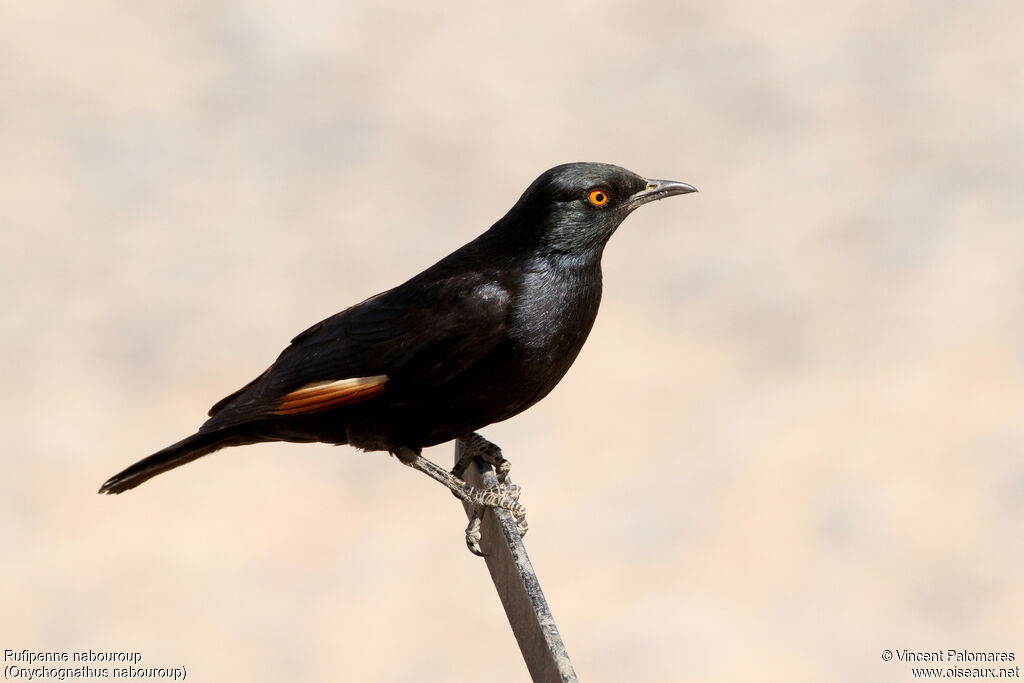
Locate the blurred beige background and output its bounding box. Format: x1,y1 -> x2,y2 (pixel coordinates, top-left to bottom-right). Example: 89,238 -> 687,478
3,1 -> 1022,681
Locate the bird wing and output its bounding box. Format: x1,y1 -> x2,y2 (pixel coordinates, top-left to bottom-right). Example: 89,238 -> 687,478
199,274 -> 511,431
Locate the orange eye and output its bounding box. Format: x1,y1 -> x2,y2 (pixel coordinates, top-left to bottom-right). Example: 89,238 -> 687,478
587,189 -> 610,207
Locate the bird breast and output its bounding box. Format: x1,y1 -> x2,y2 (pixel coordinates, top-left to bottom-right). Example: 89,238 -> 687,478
508,259 -> 602,364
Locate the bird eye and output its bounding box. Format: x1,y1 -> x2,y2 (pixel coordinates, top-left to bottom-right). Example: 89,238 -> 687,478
587,189 -> 610,207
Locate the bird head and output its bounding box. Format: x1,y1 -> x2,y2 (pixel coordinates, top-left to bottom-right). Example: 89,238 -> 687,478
499,162 -> 697,257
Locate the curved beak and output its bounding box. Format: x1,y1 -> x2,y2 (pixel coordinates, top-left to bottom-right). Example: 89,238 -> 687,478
626,178 -> 697,211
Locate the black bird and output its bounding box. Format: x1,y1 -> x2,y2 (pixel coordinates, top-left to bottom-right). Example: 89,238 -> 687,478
100,162 -> 696,553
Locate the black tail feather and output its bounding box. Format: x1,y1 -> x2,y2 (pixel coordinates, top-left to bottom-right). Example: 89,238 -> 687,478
99,430 -> 252,494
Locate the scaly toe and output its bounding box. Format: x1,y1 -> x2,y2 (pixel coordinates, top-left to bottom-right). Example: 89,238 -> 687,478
517,518 -> 529,538
493,459 -> 511,484
465,513 -> 484,556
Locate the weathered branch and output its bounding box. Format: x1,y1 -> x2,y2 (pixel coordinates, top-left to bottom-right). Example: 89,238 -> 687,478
456,441 -> 578,683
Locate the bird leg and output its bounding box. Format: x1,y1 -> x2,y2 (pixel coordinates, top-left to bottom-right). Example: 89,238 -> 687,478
452,432 -> 511,483
453,433 -> 527,554
394,444 -> 526,555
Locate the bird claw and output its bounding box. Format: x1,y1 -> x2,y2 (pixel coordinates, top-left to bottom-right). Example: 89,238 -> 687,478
493,459 -> 512,484
463,496 -> 528,557
465,512 -> 484,556
514,510 -> 529,537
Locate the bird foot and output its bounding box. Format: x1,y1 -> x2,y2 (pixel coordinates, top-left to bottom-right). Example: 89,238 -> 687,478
453,478 -> 529,556
397,445 -> 526,555
454,433 -> 524,554
464,499 -> 529,556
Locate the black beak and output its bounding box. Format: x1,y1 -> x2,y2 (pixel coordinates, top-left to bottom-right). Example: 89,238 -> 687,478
626,178 -> 698,210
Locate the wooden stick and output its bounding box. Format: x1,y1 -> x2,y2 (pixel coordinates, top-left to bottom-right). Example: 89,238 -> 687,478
456,441 -> 578,683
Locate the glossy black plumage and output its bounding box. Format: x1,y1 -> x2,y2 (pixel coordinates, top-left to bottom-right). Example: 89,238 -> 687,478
99,162 -> 695,495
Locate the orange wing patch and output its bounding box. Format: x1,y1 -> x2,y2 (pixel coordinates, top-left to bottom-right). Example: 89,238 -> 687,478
273,375 -> 388,415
